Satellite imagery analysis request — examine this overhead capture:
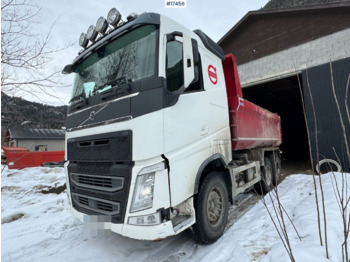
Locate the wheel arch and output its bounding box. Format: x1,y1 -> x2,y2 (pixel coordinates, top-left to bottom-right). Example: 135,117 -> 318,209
193,154 -> 232,202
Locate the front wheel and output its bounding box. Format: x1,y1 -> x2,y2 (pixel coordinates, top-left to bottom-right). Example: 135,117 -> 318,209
193,172 -> 229,244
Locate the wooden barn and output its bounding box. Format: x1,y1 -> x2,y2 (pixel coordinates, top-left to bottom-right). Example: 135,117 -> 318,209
218,2 -> 350,172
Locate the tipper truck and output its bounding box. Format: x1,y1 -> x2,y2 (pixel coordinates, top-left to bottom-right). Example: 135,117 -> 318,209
63,8 -> 282,244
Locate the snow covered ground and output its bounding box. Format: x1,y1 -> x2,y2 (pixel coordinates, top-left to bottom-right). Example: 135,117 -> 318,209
1,166 -> 349,262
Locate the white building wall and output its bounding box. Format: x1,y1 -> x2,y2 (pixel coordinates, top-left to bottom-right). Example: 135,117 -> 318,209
237,28 -> 350,87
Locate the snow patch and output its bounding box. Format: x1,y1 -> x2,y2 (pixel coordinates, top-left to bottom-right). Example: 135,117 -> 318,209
1,166 -> 349,262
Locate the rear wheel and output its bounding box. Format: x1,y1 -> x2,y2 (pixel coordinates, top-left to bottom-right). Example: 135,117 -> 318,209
193,172 -> 228,244
269,153 -> 281,185
255,157 -> 274,194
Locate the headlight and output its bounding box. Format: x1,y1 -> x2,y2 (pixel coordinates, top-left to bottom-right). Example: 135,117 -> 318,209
130,162 -> 165,213
130,173 -> 155,212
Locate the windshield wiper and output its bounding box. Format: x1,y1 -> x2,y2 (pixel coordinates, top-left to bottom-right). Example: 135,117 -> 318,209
69,92 -> 88,111
93,76 -> 127,95
69,92 -> 86,103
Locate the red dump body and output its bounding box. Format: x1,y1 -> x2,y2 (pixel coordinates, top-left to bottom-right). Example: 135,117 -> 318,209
223,54 -> 282,150
2,146 -> 64,169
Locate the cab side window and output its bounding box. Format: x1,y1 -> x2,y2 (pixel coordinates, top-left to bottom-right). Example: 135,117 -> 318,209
185,53 -> 203,93
166,41 -> 183,92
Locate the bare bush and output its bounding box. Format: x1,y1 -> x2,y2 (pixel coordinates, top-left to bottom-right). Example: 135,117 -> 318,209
296,73 -> 325,250
328,64 -> 350,262
303,69 -> 329,258
298,62 -> 350,261
256,165 -> 302,262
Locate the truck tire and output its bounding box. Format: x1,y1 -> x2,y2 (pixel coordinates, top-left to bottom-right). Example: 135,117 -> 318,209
193,172 -> 228,244
255,157 -> 274,194
269,153 -> 281,185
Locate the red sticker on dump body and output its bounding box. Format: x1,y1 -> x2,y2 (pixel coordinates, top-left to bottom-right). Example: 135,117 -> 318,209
208,65 -> 217,85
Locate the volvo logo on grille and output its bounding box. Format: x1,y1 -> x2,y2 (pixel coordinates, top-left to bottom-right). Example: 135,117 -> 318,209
89,111 -> 96,120
79,104 -> 109,127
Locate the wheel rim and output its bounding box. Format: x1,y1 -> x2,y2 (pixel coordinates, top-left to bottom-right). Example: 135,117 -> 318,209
207,187 -> 223,227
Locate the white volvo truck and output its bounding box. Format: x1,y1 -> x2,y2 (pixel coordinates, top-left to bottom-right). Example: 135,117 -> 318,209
63,8 -> 282,244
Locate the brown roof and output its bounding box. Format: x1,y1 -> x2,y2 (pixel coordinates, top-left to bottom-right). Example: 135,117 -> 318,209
218,2 -> 350,65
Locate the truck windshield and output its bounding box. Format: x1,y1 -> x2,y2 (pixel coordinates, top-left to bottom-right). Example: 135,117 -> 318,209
70,25 -> 157,105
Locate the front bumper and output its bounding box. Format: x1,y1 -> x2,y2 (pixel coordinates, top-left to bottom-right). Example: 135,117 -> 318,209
65,154 -> 187,240
69,204 -> 176,240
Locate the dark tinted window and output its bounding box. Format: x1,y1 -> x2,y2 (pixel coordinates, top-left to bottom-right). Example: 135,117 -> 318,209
166,41 -> 183,92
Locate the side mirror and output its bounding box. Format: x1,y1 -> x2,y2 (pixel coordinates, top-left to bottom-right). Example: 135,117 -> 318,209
192,39 -> 199,66
192,39 -> 199,83
182,33 -> 195,88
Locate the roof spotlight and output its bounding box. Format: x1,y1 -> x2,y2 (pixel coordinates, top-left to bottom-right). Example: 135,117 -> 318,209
86,25 -> 98,42
107,8 -> 121,27
127,13 -> 138,21
96,16 -> 108,35
79,33 -> 88,48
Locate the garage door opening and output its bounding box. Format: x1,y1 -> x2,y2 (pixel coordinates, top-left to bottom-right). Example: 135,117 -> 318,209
242,75 -> 311,174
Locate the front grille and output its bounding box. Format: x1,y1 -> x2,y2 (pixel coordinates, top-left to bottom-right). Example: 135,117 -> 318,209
78,196 -> 89,206
97,202 -> 114,212
67,131 -> 132,161
78,175 -> 113,188
72,193 -> 120,215
71,173 -> 124,192
67,131 -> 133,224
73,162 -> 113,175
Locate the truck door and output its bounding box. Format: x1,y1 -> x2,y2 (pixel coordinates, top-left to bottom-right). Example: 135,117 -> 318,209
163,34 -> 229,205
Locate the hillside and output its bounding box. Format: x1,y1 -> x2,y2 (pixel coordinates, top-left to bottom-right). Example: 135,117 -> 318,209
264,0 -> 347,9
1,92 -> 67,130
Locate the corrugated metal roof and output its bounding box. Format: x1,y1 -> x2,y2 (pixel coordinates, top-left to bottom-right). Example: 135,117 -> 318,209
8,128 -> 65,140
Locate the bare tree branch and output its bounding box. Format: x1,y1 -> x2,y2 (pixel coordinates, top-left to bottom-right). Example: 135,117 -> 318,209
1,0 -> 72,105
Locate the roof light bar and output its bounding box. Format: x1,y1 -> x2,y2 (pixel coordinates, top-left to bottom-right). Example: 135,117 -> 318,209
78,7 -> 127,50
86,25 -> 98,42
107,8 -> 121,27
79,33 -> 88,48
127,13 -> 138,21
96,17 -> 108,35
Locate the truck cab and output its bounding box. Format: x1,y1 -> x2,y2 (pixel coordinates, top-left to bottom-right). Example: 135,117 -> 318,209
63,10 -> 281,243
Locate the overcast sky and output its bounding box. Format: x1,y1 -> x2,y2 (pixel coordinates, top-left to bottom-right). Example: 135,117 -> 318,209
19,0 -> 270,106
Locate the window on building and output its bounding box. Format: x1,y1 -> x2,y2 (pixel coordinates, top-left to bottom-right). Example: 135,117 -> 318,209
35,145 -> 47,151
